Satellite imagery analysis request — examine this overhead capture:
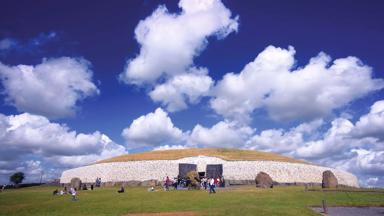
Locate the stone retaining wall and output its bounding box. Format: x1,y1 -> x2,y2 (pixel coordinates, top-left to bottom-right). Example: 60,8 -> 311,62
60,156 -> 359,187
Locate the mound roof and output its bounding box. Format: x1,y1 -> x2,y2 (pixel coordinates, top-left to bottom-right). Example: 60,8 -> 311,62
97,148 -> 308,164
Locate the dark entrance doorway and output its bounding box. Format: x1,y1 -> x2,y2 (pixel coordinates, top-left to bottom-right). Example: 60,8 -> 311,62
178,163 -> 197,178
206,164 -> 223,178
198,172 -> 205,179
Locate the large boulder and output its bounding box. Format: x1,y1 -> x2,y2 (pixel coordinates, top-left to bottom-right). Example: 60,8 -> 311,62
186,171 -> 200,190
255,172 -> 273,188
322,170 -> 338,188
70,177 -> 82,190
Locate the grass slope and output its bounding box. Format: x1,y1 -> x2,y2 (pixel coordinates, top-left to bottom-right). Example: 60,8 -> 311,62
97,148 -> 308,164
0,186 -> 383,216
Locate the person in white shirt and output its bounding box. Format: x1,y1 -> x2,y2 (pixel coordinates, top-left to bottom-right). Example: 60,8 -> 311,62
70,187 -> 77,201
209,178 -> 216,194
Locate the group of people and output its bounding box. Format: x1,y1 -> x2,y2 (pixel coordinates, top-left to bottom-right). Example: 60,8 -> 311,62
53,178 -> 103,201
200,176 -> 224,193
200,176 -> 225,189
52,186 -> 78,201
163,175 -> 225,193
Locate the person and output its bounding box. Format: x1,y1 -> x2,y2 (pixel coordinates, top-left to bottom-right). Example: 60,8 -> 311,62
216,177 -> 220,187
1,184 -> 5,192
147,186 -> 155,192
63,186 -> 67,194
221,176 -> 225,187
164,176 -> 170,191
70,187 -> 77,201
52,189 -> 58,195
90,184 -> 94,190
82,184 -> 87,190
117,186 -> 124,193
95,177 -> 101,187
203,177 -> 208,190
177,175 -> 181,187
59,190 -> 64,195
172,179 -> 178,190
209,178 -> 216,194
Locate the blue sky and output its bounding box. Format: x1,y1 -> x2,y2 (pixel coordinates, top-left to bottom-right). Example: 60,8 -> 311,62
0,0 -> 383,187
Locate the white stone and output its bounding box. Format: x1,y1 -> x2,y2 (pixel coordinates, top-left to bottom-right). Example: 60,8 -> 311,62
60,156 -> 359,187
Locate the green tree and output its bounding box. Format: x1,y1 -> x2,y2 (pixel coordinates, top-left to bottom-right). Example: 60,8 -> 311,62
10,172 -> 25,186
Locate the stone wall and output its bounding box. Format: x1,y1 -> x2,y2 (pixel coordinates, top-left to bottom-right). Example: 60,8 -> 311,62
60,156 -> 359,187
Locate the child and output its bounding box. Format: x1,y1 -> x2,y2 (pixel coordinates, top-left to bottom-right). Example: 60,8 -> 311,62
70,187 -> 77,201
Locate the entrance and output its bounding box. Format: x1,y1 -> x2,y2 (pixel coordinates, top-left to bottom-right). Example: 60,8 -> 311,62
206,164 -> 223,178
178,163 -> 197,178
198,172 -> 206,179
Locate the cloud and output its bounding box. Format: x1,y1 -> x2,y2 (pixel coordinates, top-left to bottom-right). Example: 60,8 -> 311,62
351,149 -> 384,175
295,101 -> 384,160
353,100 -> 384,140
149,67 -> 213,111
239,100 -> 384,186
0,113 -> 125,157
189,121 -> 253,148
122,108 -> 187,148
0,112 -> 127,184
295,118 -> 355,159
0,38 -> 17,50
119,0 -> 237,111
46,134 -> 127,168
211,45 -> 384,123
0,57 -> 99,119
246,119 -> 323,154
0,32 -> 58,54
120,0 -> 238,85
153,145 -> 188,151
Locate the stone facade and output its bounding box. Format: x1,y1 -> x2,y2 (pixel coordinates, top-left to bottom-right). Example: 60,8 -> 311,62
60,156 -> 359,187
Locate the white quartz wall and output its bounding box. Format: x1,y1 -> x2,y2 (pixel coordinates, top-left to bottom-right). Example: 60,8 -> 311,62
60,156 -> 359,187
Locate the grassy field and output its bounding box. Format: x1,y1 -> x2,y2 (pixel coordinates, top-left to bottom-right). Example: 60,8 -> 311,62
97,148 -> 308,164
0,186 -> 383,216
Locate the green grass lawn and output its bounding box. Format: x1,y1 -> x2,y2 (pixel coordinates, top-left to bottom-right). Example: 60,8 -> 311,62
0,186 -> 383,216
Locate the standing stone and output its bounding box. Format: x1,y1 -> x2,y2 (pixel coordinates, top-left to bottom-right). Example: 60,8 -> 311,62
70,177 -> 82,190
187,171 -> 200,190
255,172 -> 273,188
322,170 -> 338,188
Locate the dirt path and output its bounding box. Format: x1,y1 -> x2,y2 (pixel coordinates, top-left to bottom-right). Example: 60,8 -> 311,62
123,211 -> 197,216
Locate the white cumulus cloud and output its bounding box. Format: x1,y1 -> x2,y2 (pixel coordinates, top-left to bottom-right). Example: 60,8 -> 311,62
119,0 -> 237,112
189,121 -> 253,148
353,100 -> 384,140
120,0 -> 238,85
122,108 -> 187,148
0,113 -> 125,157
211,45 -> 384,123
0,57 -> 99,119
0,112 -> 127,183
246,119 -> 323,154
149,67 -> 213,111
295,118 -> 355,159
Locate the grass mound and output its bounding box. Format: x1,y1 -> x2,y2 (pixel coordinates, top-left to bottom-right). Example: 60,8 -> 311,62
97,148 -> 308,164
